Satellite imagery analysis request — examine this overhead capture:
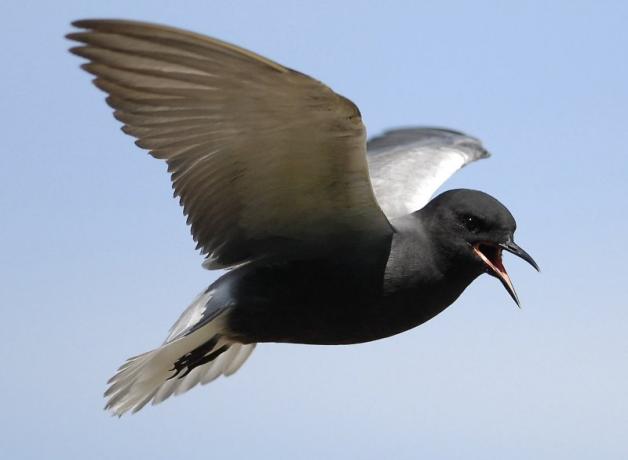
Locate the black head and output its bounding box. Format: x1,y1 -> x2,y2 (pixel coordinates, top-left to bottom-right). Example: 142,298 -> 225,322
422,189 -> 538,306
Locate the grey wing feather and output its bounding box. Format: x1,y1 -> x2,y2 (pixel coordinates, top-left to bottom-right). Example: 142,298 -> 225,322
68,19 -> 391,269
367,127 -> 490,219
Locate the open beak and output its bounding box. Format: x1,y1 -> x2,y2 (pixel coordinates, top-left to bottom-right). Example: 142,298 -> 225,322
472,240 -> 539,307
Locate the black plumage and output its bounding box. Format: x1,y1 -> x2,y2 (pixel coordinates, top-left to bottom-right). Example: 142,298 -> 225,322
67,19 -> 538,415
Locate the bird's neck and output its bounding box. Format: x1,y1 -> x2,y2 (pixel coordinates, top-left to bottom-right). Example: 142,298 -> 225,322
382,214 -> 480,328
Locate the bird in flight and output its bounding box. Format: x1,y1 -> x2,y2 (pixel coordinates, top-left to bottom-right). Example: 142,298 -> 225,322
68,19 -> 539,416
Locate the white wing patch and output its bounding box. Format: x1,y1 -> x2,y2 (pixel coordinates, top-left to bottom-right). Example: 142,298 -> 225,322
370,147 -> 467,218
367,128 -> 490,219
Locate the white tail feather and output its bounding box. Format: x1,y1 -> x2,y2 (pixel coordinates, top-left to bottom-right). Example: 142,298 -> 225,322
104,295 -> 256,416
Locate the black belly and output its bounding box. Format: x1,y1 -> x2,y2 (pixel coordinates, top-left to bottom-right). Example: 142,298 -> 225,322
221,254 -> 461,345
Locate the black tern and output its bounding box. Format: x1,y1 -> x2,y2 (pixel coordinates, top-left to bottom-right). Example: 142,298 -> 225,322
68,19 -> 538,416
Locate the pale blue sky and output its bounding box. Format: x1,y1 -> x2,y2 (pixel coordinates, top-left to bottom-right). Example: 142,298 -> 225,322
2,1 -> 627,458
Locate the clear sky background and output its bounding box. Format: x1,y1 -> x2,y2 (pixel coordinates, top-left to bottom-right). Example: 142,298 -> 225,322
2,1 -> 627,458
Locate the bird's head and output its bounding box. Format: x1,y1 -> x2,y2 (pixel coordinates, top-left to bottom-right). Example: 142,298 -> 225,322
423,189 -> 539,306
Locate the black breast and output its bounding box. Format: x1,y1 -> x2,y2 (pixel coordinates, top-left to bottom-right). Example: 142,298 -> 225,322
225,241 -> 394,344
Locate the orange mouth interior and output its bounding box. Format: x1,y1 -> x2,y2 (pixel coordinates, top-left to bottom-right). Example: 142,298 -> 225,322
473,243 -> 515,293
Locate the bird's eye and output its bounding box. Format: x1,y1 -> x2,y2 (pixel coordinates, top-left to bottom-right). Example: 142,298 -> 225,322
461,215 -> 482,233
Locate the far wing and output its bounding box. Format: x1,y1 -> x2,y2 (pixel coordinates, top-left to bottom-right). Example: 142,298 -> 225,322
367,128 -> 490,219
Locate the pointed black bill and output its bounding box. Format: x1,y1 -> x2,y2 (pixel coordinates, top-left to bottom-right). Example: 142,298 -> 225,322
473,240 -> 538,308
497,240 -> 539,307
497,269 -> 520,307
499,241 -> 540,272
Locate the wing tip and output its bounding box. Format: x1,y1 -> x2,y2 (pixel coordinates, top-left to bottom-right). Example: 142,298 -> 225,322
368,126 -> 492,162
71,18 -> 131,29
472,144 -> 491,161
71,19 -> 96,28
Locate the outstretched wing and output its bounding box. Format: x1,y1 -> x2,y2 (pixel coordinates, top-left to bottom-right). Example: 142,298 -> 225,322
367,128 -> 490,219
68,19 -> 391,269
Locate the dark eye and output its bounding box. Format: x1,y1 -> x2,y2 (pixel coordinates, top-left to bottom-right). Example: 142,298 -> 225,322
461,214 -> 482,233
